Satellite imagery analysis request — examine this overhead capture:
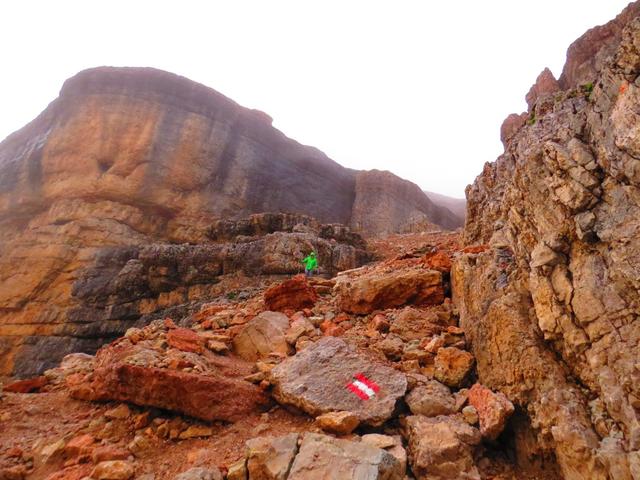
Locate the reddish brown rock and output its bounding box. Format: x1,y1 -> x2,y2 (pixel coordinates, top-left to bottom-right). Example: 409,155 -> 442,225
167,328 -> 204,354
525,68 -> 561,109
45,465 -> 92,480
370,314 -> 390,332
264,275 -> 318,312
68,324 -> 269,422
422,251 -> 452,273
91,461 -> 134,480
64,434 -> 95,458
559,1 -> 640,88
433,347 -> 474,388
335,266 -> 444,315
467,383 -> 514,440
4,375 -> 48,393
500,112 -> 527,149
91,446 -> 131,464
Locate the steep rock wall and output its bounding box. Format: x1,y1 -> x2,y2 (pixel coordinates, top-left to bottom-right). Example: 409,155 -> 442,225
454,6 -> 640,479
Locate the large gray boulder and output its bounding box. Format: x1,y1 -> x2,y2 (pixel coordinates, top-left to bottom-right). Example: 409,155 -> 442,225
269,337 -> 407,426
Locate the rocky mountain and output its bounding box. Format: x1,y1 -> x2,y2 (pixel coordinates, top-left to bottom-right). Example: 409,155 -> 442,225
424,191 -> 466,222
0,67 -> 461,378
454,2 -> 640,478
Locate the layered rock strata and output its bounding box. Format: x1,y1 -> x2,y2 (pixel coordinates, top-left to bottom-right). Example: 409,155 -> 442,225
0,213 -> 368,377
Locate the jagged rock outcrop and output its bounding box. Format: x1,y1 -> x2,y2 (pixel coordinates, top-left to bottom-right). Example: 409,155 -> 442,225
0,67 -> 459,377
454,5 -> 640,479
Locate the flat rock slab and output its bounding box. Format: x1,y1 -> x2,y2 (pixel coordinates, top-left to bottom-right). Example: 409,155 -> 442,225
288,433 -> 403,480
270,337 -> 407,426
335,267 -> 444,314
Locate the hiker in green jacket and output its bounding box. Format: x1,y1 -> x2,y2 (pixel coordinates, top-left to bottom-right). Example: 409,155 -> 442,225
302,251 -> 318,277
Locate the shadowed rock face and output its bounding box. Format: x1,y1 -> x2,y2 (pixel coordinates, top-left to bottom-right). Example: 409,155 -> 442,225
454,6 -> 640,479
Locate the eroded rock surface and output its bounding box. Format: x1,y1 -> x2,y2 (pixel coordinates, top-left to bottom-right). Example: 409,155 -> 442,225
334,265 -> 444,315
404,415 -> 481,480
0,67 -> 460,376
454,7 -> 640,479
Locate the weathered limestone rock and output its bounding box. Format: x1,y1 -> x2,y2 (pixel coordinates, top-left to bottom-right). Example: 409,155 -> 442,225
270,337 -> 407,427
264,275 -> 318,312
455,8 -> 640,477
405,380 -> 456,417
433,347 -> 474,388
233,311 -> 291,361
404,415 -> 481,480
174,467 -> 223,480
389,307 -> 449,342
335,267 -> 444,315
467,383 -> 514,440
287,433 -> 403,480
246,433 -> 299,480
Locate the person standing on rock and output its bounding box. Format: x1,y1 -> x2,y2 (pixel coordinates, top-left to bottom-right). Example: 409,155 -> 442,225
302,251 -> 318,277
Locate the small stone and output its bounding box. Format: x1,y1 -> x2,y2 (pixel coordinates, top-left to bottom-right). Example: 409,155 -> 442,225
37,438 -> 66,465
405,380 -> 456,416
360,433 -> 396,449
174,467 -> 223,480
64,434 -> 95,457
434,347 -> 475,388
375,335 -> 405,360
132,412 -> 151,430
401,360 -> 421,373
423,335 -> 446,354
316,411 -> 360,435
370,314 -> 390,332
104,404 -> 131,420
467,383 -> 514,440
179,425 -> 213,439
92,446 -> 131,464
462,405 -> 479,425
91,460 -> 135,480
226,459 -> 247,480
246,433 -> 299,480
127,434 -> 153,458
206,340 -> 229,354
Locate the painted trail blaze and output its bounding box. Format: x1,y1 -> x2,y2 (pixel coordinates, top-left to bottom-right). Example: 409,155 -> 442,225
346,373 -> 380,400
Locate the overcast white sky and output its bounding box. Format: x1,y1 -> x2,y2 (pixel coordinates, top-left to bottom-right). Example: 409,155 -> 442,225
0,1 -> 633,197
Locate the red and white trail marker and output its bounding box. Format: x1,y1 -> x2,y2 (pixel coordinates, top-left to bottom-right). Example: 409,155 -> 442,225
346,373 -> 380,400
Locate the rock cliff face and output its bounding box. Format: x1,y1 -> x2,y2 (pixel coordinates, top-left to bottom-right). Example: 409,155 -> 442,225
454,4 -> 640,479
0,67 -> 459,377
0,211 -> 368,377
